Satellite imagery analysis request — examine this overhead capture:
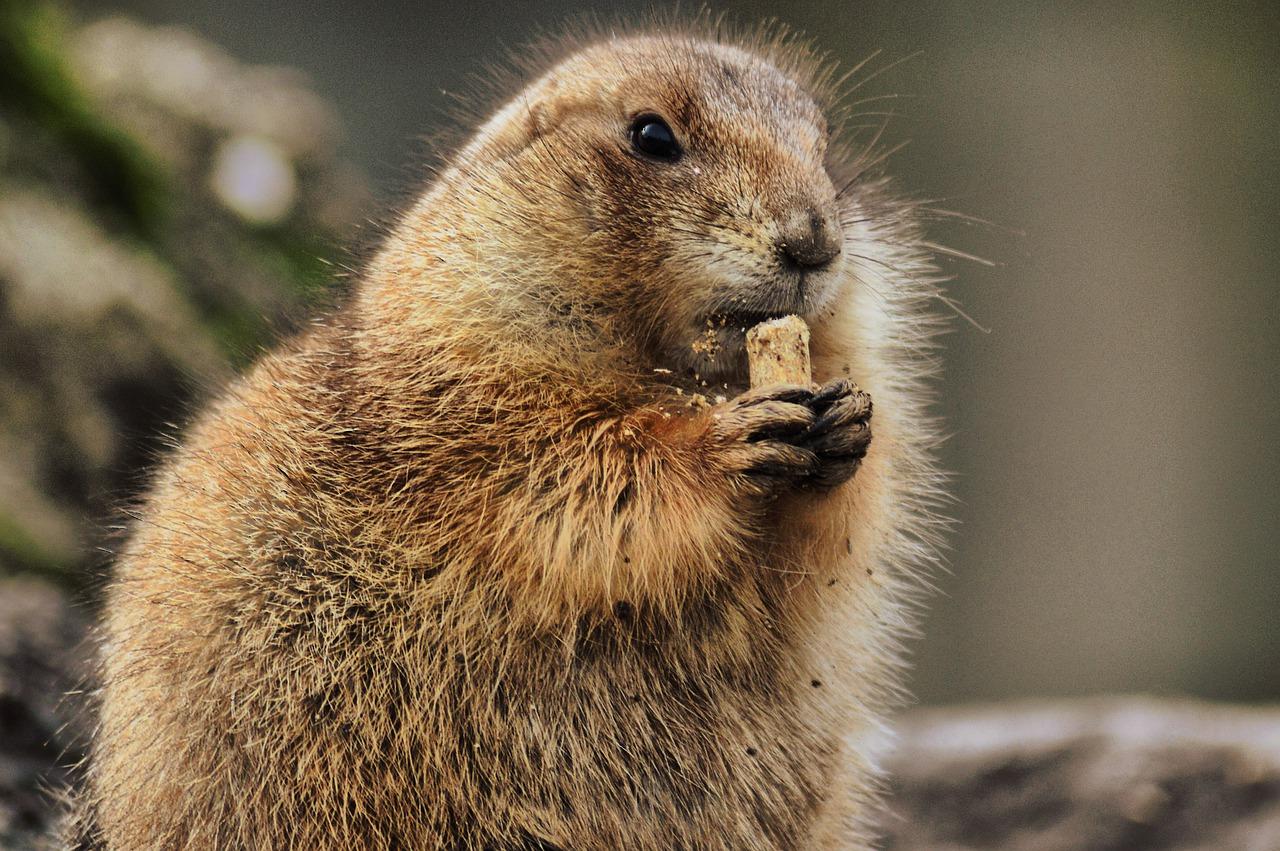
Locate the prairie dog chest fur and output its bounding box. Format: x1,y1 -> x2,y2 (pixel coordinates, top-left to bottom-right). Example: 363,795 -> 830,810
78,23 -> 947,851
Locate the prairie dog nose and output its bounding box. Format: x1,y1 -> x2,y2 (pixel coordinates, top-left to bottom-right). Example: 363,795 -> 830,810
776,207 -> 842,270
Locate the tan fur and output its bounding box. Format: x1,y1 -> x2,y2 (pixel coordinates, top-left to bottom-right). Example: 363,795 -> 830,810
77,20 -> 948,851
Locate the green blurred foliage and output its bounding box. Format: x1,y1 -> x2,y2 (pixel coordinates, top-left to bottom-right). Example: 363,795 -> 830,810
0,0 -> 369,584
0,0 -> 167,234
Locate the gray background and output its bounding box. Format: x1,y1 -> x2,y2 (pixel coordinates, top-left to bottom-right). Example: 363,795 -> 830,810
73,0 -> 1280,705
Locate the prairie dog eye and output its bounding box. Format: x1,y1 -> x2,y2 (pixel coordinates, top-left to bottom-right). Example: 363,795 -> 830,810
629,114 -> 682,162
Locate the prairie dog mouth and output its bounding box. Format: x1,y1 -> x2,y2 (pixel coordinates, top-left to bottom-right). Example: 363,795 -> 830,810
703,262 -> 842,330
704,311 -> 789,332
675,268 -> 841,381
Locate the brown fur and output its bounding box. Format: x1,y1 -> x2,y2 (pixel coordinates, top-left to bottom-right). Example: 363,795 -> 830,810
77,20 -> 949,851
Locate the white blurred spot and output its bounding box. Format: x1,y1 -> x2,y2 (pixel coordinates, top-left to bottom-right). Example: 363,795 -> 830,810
209,135 -> 296,225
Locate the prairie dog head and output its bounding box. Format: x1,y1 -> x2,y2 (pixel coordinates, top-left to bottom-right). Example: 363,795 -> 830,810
425,34 -> 849,382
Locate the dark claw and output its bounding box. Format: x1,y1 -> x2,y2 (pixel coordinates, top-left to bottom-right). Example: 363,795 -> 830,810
748,419 -> 810,444
802,391 -> 871,441
803,402 -> 848,440
805,459 -> 864,491
733,383 -> 816,408
810,377 -> 854,409
747,456 -> 817,479
808,421 -> 871,459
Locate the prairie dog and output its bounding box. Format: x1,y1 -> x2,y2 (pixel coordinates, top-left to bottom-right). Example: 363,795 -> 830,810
77,23 -> 946,851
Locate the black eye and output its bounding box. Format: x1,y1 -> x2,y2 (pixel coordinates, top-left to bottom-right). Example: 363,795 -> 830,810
629,114 -> 682,162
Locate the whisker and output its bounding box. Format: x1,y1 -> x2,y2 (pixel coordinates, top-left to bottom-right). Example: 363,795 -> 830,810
918,241 -> 999,268
934,293 -> 991,333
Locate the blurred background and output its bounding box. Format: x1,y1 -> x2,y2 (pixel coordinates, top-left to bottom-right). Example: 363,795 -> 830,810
1,0 -> 1277,712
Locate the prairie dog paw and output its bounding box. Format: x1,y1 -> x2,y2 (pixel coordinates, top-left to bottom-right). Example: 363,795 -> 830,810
710,384 -> 818,492
710,379 -> 872,494
796,378 -> 872,490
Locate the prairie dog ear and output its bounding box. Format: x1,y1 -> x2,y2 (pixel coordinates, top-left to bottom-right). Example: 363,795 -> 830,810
518,74 -> 600,143
523,76 -> 562,138
471,74 -> 599,163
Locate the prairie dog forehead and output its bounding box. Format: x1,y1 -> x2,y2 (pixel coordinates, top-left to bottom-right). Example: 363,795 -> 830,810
457,36 -> 829,172
544,37 -> 827,138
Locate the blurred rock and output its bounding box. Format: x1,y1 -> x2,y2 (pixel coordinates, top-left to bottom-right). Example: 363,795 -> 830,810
0,579 -> 87,850
0,3 -> 373,582
882,699 -> 1280,850
0,185 -> 225,575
